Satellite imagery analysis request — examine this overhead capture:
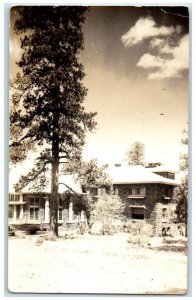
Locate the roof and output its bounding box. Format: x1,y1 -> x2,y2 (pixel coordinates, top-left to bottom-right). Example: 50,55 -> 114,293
9,173 -> 82,194
145,165 -> 177,173
106,165 -> 178,186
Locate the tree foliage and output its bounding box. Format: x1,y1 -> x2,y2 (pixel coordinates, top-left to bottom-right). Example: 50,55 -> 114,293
62,158 -> 112,223
174,175 -> 188,224
179,128 -> 188,172
66,159 -> 111,191
10,6 -> 96,236
174,126 -> 188,236
90,193 -> 125,234
126,141 -> 145,166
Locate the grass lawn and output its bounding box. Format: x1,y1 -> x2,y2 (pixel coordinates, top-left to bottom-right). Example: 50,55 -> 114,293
8,232 -> 187,294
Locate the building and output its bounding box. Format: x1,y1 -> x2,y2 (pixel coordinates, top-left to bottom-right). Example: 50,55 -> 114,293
90,164 -> 179,236
8,164 -> 179,235
8,175 -> 86,228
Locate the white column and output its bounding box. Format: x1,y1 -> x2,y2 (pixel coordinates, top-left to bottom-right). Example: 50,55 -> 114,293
81,210 -> 85,222
69,202 -> 73,222
44,198 -> 50,223
19,193 -> 23,203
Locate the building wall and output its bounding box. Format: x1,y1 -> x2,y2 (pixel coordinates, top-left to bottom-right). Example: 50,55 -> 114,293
90,184 -> 175,236
9,183 -> 175,235
113,183 -> 175,236
10,193 -> 85,226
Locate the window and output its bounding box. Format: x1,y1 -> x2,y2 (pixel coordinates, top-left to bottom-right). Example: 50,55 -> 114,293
168,172 -> 175,180
162,208 -> 167,222
129,187 -> 146,196
9,194 -> 20,202
165,188 -> 171,197
29,197 -> 40,220
130,207 -> 145,220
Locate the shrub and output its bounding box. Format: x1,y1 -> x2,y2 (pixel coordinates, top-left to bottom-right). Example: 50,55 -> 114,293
123,220 -> 144,234
26,225 -> 40,235
140,223 -> 153,236
127,233 -> 151,247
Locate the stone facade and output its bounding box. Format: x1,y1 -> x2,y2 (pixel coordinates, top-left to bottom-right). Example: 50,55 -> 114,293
90,183 -> 176,236
113,183 -> 175,236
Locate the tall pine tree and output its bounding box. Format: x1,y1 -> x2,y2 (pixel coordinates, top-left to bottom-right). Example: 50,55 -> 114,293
10,6 -> 97,236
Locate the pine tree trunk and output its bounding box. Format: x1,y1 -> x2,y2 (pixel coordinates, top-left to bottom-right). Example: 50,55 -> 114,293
50,134 -> 59,237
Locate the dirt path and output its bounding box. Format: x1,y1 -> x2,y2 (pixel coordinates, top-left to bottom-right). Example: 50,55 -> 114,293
8,234 -> 187,294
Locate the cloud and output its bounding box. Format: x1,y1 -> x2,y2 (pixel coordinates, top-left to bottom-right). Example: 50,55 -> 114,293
121,16 -> 188,80
121,17 -> 181,47
137,34 -> 189,79
150,38 -> 165,49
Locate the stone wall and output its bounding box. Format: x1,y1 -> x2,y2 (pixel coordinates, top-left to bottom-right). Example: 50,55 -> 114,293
113,183 -> 175,236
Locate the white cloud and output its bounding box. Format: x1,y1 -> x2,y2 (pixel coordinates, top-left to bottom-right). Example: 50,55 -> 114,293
121,16 -> 188,80
150,38 -> 165,49
137,34 -> 189,79
121,17 -> 181,47
137,54 -> 164,69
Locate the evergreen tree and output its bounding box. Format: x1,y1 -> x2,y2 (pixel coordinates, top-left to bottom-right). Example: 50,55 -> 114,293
126,141 -> 145,165
9,6 -> 97,236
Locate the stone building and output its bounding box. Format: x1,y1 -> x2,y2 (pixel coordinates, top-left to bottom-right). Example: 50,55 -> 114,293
8,165 -> 179,235
91,164 -> 179,236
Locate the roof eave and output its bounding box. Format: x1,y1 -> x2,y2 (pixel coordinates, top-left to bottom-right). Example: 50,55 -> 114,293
113,181 -> 178,186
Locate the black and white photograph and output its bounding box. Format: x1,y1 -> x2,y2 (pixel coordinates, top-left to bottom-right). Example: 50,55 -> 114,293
8,5 -> 189,295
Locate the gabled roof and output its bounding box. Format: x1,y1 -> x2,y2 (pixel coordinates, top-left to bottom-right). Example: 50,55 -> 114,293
106,165 -> 178,186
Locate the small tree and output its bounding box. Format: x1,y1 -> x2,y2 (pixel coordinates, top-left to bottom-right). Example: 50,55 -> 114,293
126,141 -> 145,166
90,193 -> 125,235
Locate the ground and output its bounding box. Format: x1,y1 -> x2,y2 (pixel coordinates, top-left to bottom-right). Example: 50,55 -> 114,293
8,232 -> 187,295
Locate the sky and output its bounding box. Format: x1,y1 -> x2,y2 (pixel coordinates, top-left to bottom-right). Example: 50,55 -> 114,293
9,6 -> 189,188
80,7 -> 189,168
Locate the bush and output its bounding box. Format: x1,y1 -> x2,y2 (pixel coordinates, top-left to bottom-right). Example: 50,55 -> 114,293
101,224 -> 115,235
127,233 -> 151,247
26,225 -> 40,235
123,221 -> 154,236
123,220 -> 144,234
140,223 -> 153,236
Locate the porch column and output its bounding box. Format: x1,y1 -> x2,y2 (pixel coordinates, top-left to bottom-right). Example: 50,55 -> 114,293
81,210 -> 85,222
44,198 -> 50,223
68,202 -> 73,222
19,204 -> 23,219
